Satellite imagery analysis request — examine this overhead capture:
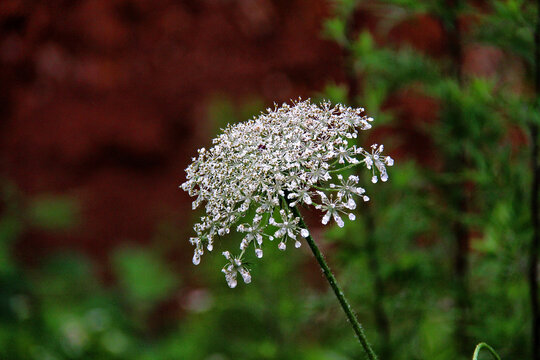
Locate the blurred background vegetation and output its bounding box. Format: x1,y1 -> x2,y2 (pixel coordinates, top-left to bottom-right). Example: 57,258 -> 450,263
0,0 -> 538,359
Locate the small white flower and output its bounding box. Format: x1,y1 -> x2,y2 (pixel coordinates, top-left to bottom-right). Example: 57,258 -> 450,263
332,174 -> 366,210
269,209 -> 309,251
315,191 -> 346,228
336,143 -> 359,164
287,188 -> 313,207
221,252 -> 251,288
358,144 -> 394,183
181,99 -> 393,287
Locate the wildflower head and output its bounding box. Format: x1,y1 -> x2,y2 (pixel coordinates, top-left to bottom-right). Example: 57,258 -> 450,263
181,99 -> 393,287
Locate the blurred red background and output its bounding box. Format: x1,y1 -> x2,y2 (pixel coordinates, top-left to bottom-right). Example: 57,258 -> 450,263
0,0 -> 500,272
0,0 -> 347,268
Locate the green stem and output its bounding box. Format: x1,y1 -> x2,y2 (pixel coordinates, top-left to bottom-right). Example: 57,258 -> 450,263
328,161 -> 364,173
288,203 -> 379,360
472,342 -> 501,360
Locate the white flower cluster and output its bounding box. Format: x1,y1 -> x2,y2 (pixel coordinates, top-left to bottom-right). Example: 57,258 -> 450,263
181,100 -> 393,288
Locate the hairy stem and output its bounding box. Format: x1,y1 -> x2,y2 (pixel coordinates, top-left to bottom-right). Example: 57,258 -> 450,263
472,342 -> 501,360
288,204 -> 379,360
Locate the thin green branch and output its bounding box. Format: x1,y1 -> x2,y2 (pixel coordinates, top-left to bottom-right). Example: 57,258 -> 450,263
328,161 -> 364,173
312,185 -> 338,192
472,342 -> 501,360
286,201 -> 378,360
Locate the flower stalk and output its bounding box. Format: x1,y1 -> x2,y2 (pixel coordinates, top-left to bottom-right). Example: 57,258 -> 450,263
181,100 -> 391,357
288,202 -> 378,360
472,342 -> 501,360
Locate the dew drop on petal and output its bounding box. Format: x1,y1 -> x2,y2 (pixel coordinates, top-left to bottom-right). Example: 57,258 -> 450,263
371,176 -> 378,184
207,243 -> 213,251
349,213 -> 356,220
255,248 -> 263,258
322,212 -> 331,225
295,240 -> 301,248
228,279 -> 237,288
381,173 -> 388,182
192,254 -> 201,265
241,271 -> 252,284
278,242 -> 286,251
333,212 -> 345,228
301,229 -> 309,238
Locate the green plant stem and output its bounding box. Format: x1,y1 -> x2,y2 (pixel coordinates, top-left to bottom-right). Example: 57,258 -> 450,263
288,204 -> 379,360
472,342 -> 501,360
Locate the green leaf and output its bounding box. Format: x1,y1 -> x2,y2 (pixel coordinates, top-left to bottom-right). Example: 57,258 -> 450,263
319,83 -> 349,104
0,217 -> 22,273
328,0 -> 360,18
322,18 -> 347,45
352,31 -> 374,56
29,195 -> 79,231
207,96 -> 237,134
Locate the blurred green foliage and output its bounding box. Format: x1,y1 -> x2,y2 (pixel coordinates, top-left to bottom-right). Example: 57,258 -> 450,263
113,247 -> 179,306
29,195 -> 79,231
320,0 -> 533,359
0,0 -> 537,359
